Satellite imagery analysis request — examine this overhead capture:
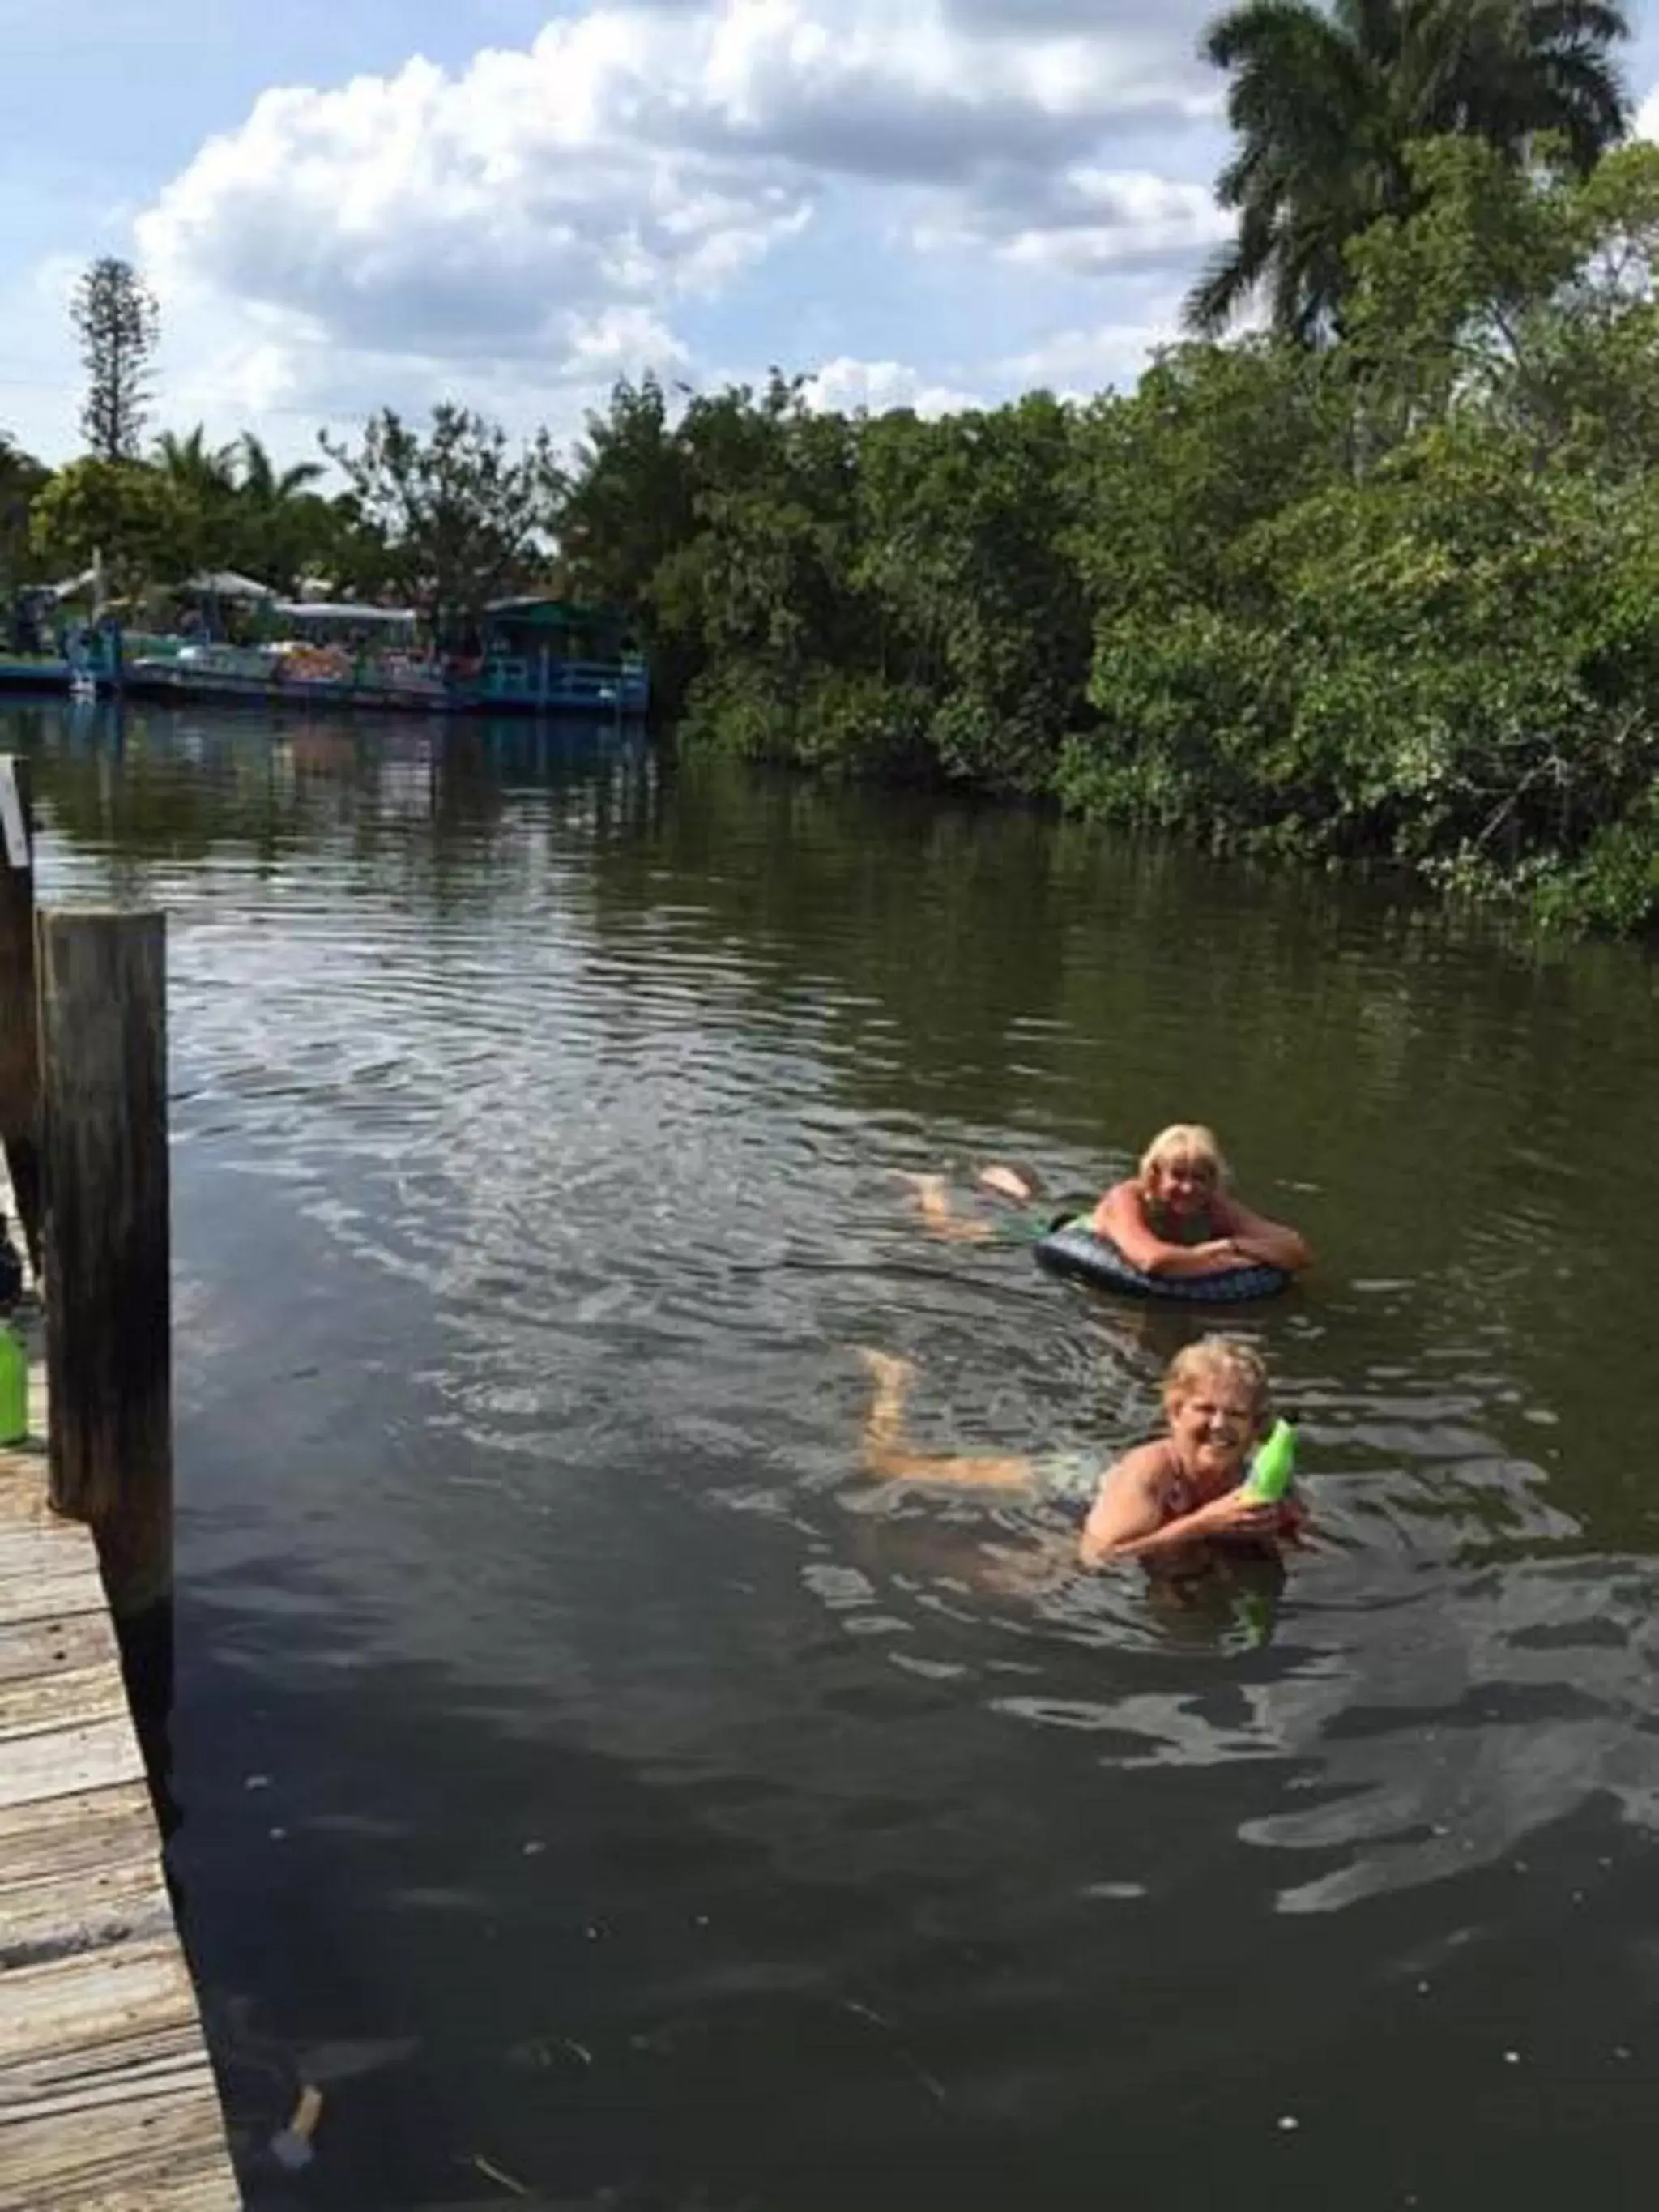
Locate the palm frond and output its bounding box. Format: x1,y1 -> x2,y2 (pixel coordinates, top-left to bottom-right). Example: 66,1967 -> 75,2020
1194,0 -> 1631,335
1185,241 -> 1260,336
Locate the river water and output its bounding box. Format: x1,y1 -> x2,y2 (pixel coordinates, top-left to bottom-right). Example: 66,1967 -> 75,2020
7,696 -> 1659,2210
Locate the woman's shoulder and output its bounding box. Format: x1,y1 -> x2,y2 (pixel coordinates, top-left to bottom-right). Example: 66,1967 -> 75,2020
1095,1176 -> 1145,1221
1102,1436 -> 1179,1493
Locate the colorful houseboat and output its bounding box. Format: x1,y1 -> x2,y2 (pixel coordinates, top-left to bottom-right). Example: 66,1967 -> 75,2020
456,597 -> 650,715
117,595 -> 649,719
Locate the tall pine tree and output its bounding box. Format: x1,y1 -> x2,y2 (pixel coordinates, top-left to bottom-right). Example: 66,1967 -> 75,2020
71,258 -> 160,461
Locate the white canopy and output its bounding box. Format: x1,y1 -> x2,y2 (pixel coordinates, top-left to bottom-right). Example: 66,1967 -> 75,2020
272,601 -> 418,626
185,570 -> 276,600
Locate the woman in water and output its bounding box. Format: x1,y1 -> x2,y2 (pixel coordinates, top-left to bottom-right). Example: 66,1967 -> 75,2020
857,1334 -> 1305,1569
907,1123 -> 1311,1279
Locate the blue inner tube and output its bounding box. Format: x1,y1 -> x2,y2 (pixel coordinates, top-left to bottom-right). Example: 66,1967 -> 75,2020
1034,1215 -> 1290,1304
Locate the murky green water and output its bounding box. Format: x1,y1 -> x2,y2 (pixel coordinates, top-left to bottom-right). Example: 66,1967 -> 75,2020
7,694 -> 1659,2210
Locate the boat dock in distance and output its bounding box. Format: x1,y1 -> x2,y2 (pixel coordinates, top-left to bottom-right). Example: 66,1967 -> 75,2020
1,589 -> 650,720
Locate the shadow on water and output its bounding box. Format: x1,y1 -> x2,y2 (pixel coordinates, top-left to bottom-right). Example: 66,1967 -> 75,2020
9,698 -> 1659,2207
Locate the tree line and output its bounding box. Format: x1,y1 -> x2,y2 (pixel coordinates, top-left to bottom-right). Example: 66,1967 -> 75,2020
1,258 -> 561,622
3,1 -> 1655,933
561,166 -> 1659,934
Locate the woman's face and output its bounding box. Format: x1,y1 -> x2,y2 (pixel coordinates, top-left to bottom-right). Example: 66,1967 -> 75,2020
1168,1377 -> 1261,1484
1150,1153 -> 1216,1218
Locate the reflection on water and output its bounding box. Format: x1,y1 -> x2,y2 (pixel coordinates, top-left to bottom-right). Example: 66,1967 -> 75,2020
10,694 -> 1659,2208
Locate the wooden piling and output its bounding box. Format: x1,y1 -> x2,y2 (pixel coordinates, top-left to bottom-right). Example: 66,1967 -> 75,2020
36,912 -> 172,1621
0,754 -> 42,1275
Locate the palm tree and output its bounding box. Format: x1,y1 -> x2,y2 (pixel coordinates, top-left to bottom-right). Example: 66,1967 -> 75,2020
1187,0 -> 1631,341
236,433 -> 325,506
153,425 -> 238,500
232,434 -> 330,593
150,425 -> 243,579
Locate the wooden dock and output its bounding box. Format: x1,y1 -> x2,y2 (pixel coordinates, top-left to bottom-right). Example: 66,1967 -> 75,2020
0,1266 -> 241,2204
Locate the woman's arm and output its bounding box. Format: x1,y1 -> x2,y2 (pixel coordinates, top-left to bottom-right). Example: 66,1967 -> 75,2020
1090,1181 -> 1247,1277
1212,1194 -> 1311,1272
1078,1450 -> 1279,1567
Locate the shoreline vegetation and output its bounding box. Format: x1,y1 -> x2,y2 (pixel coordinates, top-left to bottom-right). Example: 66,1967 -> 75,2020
565,137 -> 1659,943
5,6 -> 1658,937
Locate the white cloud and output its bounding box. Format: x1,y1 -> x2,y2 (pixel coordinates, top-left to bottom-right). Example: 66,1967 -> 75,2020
1635,80 -> 1659,141
127,0 -> 1228,438
799,356 -> 979,416
997,317 -> 1180,399
168,332 -> 307,425
917,166 -> 1229,273
564,305 -> 693,381
137,28 -> 812,369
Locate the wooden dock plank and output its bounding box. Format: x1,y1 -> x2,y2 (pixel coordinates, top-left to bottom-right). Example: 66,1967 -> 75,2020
0,1783 -> 160,1890
0,1937 -> 199,2069
0,1199 -> 242,2206
0,1659 -> 134,1740
0,1612 -> 118,1689
0,1854 -> 180,1971
2,2097 -> 244,2210
0,1567 -> 112,1629
0,1716 -> 143,1813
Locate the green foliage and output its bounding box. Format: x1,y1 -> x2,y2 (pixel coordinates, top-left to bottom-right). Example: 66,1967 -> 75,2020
1057,138 -> 1659,931
561,376 -> 1093,790
28,459 -> 186,591
222,434 -> 333,593
559,373 -> 697,623
0,433 -> 49,587
1340,135 -> 1659,457
858,395 -> 1092,788
682,664 -> 933,775
555,133 -> 1659,936
321,404 -> 561,642
1533,783 -> 1659,930
19,429 -> 362,604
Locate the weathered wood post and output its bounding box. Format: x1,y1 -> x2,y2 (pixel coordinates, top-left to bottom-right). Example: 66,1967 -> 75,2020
36,909 -> 173,1621
0,753 -> 43,1274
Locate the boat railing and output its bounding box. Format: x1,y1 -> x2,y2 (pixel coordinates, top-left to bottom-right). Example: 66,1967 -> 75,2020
474,656 -> 650,702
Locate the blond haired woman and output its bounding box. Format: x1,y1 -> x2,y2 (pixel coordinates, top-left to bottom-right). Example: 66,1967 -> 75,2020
1090,1124 -> 1310,1281
857,1335 -> 1306,1569
907,1123 -> 1310,1280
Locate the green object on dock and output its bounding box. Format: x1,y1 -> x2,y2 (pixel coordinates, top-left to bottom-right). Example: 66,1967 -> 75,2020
1243,1417 -> 1296,1502
0,1319 -> 26,1445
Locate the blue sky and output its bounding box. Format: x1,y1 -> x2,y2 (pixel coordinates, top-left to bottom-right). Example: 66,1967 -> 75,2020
4,0 -> 1659,466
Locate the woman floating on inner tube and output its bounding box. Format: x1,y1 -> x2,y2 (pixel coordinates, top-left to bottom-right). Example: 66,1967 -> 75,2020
907,1122 -> 1311,1282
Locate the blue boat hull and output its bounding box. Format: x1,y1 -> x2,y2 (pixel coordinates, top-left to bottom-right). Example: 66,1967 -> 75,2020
121,657 -> 650,719
0,656 -> 113,695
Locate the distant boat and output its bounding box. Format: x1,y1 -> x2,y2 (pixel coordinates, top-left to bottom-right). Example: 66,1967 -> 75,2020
0,615 -> 122,697
451,596 -> 650,715
121,595 -> 650,719
0,654 -> 79,693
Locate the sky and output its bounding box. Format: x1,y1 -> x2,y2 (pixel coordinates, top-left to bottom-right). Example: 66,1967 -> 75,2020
4,0 -> 1659,468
